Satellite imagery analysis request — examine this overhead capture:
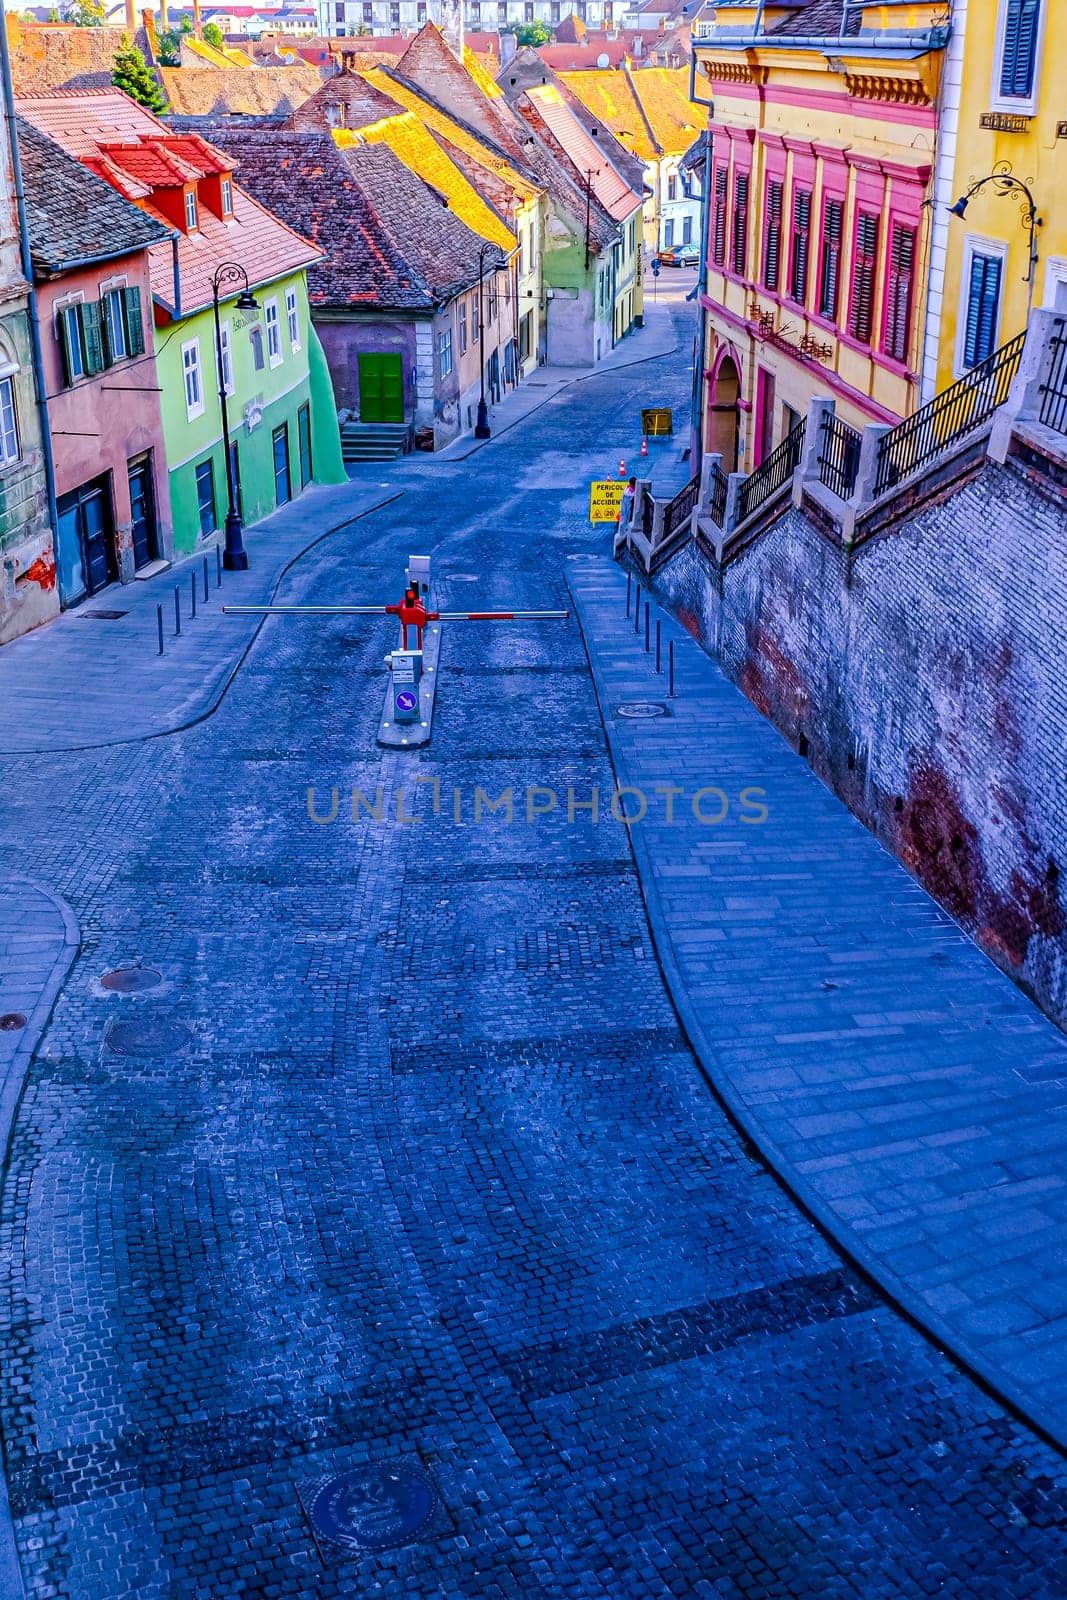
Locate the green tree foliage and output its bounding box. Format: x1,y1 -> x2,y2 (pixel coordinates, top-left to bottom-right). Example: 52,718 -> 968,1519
112,38 -> 168,113
63,0 -> 107,24
202,21 -> 224,47
157,18 -> 193,65
505,20 -> 551,45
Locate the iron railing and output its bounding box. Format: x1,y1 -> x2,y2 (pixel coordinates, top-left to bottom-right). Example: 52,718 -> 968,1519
707,461 -> 728,527
1039,316 -> 1067,437
662,474 -> 700,540
874,330 -> 1025,496
818,412 -> 862,500
737,418 -> 806,524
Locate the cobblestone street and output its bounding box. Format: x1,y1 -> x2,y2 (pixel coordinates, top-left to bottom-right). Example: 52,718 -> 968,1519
3,288 -> 1067,1598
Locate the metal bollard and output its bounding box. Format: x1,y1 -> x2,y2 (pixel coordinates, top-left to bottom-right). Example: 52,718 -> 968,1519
157,603 -> 164,657
634,586 -> 642,634
668,639 -> 675,698
644,598 -> 650,653
191,570 -> 197,619
174,585 -> 181,636
655,618 -> 661,673
625,570 -> 632,618
216,545 -> 222,587
203,557 -> 209,603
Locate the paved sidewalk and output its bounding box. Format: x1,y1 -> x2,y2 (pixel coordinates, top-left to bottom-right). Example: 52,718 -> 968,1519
569,554 -> 1067,1452
436,299 -> 679,462
0,480 -> 400,756
0,874 -> 78,1600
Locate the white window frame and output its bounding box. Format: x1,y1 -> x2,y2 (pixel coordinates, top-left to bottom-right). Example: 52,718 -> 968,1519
438,327 -> 453,377
1043,255 -> 1067,310
57,299 -> 87,382
221,176 -> 233,217
0,374 -> 19,467
218,320 -> 235,396
264,297 -> 282,367
182,336 -> 204,419
102,287 -> 128,363
285,286 -> 300,351
954,234 -> 1008,380
989,0 -> 1046,116
185,189 -> 198,230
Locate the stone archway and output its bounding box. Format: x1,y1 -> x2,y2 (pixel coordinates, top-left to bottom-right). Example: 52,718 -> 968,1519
707,351 -> 741,473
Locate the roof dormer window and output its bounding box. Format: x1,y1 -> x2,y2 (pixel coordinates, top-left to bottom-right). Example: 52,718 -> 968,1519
185,188 -> 198,231
221,176 -> 233,218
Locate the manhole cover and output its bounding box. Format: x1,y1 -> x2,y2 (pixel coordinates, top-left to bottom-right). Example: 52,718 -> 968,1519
303,1462 -> 436,1555
615,701 -> 669,719
445,573 -> 479,583
105,1018 -> 192,1057
0,1013 -> 27,1030
79,609 -> 128,620
101,966 -> 162,993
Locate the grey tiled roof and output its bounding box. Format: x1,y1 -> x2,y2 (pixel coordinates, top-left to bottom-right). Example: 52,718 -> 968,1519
772,0 -> 863,37
17,117 -> 172,277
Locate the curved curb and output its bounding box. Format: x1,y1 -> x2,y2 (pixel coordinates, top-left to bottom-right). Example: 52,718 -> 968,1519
567,566 -> 1067,1466
0,491 -> 404,760
0,875 -> 80,1600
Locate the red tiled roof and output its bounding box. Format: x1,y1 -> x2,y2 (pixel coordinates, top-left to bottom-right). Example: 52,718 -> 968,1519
524,83 -> 641,221
15,88 -> 321,316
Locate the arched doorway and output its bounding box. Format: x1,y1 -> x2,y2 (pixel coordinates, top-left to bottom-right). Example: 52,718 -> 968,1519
707,353 -> 741,473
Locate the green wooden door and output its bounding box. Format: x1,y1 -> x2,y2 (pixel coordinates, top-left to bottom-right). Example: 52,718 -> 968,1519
358,353 -> 404,424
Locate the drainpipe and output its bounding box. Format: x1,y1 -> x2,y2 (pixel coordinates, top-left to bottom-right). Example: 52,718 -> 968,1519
171,233 -> 182,318
0,14 -> 59,577
688,48 -> 714,475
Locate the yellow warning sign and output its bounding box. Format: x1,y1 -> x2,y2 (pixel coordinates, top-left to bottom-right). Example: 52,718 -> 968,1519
589,480 -> 627,522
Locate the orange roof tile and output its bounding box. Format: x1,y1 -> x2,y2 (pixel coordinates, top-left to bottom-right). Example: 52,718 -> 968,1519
524,84 -> 641,221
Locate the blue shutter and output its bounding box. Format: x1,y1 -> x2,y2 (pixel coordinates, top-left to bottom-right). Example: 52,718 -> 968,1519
964,253 -> 1002,369
999,0 -> 1041,98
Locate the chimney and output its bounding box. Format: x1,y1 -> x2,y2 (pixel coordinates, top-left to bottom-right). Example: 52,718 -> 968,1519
142,6 -> 158,53
439,0 -> 464,62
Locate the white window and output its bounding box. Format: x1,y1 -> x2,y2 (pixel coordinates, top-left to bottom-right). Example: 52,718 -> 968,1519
249,325 -> 265,372
438,327 -> 453,376
1043,255 -> 1067,309
218,321 -> 235,395
102,288 -> 127,363
265,298 -> 282,366
185,189 -> 198,230
59,303 -> 87,381
0,376 -> 19,466
991,0 -> 1044,113
459,300 -> 467,354
285,286 -> 300,350
182,337 -> 204,419
221,176 -> 233,216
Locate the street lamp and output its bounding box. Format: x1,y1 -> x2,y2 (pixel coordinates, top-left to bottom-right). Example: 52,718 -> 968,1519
947,164 -> 1042,290
475,242 -> 495,439
212,261 -> 260,570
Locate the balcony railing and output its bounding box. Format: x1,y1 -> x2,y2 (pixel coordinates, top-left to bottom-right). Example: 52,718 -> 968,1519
663,474 -> 700,540
1039,317 -> 1067,438
874,332 -> 1026,496
818,412 -> 862,500
707,461 -> 728,528
736,418 -> 805,524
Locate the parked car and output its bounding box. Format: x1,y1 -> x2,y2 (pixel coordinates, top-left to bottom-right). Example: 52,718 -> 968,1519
658,244 -> 699,267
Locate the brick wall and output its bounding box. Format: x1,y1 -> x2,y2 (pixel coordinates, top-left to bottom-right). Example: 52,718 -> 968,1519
646,449 -> 1067,1028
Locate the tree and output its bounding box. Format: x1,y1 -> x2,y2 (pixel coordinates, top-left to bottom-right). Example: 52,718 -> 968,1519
112,38 -> 168,113
157,18 -> 193,64
63,0 -> 107,24
505,20 -> 551,45
202,20 -> 224,47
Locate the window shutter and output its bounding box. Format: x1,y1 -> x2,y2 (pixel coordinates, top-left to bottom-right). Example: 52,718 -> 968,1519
57,308 -> 77,387
818,197 -> 842,320
849,212 -> 879,344
884,223 -> 915,363
124,287 -> 145,357
764,179 -> 783,291
81,302 -> 105,376
732,172 -> 749,275
999,0 -> 1041,98
712,166 -> 727,266
964,253 -> 1002,368
790,188 -> 811,304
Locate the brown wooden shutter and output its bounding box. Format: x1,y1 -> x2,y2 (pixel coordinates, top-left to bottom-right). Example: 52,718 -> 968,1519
712,165 -> 728,266
732,172 -> 749,275
764,179 -> 783,291
790,187 -> 811,305
849,212 -> 879,344
818,197 -> 843,320
884,223 -> 915,363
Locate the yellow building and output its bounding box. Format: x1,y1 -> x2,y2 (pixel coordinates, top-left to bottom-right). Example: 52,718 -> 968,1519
928,0 -> 1067,399
692,1 -> 947,472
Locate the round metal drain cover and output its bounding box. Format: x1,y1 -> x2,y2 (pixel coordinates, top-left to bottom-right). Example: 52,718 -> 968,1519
615,701 -> 669,719
101,966 -> 162,994
307,1463 -> 436,1553
445,573 -> 479,583
106,1018 -> 192,1058
0,1013 -> 27,1031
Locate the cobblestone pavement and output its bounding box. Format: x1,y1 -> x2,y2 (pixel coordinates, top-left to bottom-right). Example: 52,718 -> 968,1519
2,288 -> 1067,1598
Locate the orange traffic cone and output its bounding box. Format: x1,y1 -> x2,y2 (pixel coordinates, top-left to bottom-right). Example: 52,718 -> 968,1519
618,458 -> 627,477
641,437 -> 648,456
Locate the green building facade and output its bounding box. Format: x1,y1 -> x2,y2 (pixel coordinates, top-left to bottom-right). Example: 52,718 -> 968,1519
157,270 -> 344,557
